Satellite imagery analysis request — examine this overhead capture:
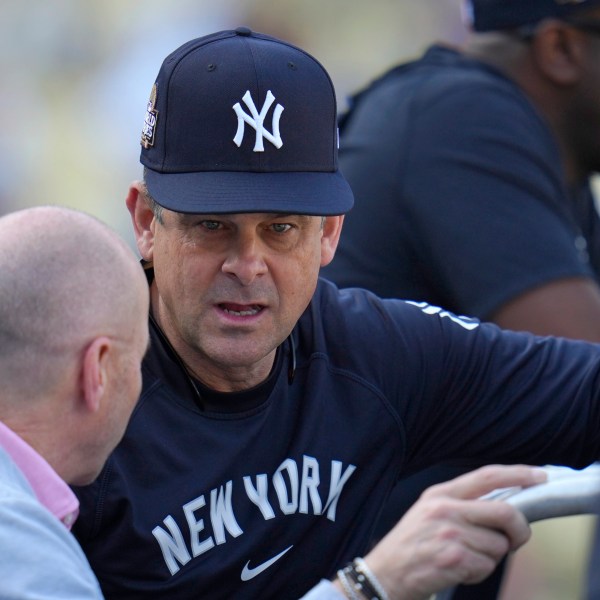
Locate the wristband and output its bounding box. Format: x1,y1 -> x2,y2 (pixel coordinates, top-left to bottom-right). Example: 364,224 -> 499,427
337,567 -> 360,600
347,557 -> 390,600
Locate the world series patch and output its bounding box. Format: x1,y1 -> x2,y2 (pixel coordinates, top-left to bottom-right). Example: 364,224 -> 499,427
141,83 -> 158,149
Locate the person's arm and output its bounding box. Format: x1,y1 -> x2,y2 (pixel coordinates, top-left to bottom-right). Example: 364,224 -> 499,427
310,466 -> 545,600
490,276 -> 600,341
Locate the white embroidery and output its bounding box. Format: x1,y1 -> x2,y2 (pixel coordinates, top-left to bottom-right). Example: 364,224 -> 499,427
406,300 -> 480,331
233,90 -> 284,152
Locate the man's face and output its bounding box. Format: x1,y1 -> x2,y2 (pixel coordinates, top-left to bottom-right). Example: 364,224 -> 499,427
564,7 -> 600,175
135,201 -> 342,391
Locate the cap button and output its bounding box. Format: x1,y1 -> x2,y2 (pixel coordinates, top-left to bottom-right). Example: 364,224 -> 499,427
235,26 -> 252,36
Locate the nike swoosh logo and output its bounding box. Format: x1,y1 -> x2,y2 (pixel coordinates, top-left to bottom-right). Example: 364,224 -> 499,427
240,545 -> 293,581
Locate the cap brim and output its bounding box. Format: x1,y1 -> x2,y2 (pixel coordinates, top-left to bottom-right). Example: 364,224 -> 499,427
144,169 -> 354,216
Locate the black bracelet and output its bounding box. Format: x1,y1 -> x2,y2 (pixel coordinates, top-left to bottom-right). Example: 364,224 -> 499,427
345,558 -> 390,600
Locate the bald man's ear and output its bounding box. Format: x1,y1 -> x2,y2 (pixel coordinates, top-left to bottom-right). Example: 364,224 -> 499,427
532,20 -> 585,86
126,182 -> 156,261
81,337 -> 111,413
320,215 -> 344,267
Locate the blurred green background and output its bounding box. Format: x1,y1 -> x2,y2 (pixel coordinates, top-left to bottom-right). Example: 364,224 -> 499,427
0,1 -> 594,597
0,0 -> 467,243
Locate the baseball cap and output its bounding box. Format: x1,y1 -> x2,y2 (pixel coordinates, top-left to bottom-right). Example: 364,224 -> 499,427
140,27 -> 354,216
464,0 -> 600,31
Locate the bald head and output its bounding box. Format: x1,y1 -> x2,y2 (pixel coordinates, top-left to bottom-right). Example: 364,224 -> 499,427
0,206 -> 148,401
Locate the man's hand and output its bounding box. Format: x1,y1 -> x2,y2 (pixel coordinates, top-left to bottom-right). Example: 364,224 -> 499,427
361,465 -> 547,600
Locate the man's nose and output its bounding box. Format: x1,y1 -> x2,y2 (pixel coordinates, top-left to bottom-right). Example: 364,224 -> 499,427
221,234 -> 268,285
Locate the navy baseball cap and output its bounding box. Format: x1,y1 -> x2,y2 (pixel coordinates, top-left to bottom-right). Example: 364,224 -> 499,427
140,27 -> 353,216
464,0 -> 600,31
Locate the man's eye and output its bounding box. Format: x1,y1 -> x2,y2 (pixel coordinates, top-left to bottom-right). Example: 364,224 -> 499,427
271,223 -> 292,233
201,220 -> 221,230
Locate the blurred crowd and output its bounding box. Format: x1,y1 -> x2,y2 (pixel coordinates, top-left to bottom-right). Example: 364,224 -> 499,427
0,0 -> 465,242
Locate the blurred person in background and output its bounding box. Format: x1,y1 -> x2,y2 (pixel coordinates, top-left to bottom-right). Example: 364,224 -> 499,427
0,206 -> 149,598
323,0 -> 600,597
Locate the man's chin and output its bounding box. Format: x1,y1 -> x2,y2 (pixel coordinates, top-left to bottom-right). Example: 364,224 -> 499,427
70,467 -> 103,488
201,342 -> 279,379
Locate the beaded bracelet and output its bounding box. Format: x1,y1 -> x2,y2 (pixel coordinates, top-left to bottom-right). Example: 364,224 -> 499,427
337,567 -> 360,600
346,557 -> 390,600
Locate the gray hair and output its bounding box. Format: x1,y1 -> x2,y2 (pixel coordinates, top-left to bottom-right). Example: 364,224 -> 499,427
142,169 -> 164,224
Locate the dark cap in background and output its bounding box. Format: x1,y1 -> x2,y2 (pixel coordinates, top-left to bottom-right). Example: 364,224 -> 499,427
464,0 -> 600,31
140,27 -> 354,216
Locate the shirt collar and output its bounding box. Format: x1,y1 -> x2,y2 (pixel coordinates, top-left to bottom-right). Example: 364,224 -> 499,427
0,421 -> 79,529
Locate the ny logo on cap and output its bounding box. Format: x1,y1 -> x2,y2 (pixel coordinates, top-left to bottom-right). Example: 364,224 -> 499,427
233,90 -> 284,152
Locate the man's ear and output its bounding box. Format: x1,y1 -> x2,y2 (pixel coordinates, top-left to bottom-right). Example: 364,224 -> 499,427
320,215 -> 345,267
532,20 -> 586,86
81,337 -> 111,413
126,181 -> 156,262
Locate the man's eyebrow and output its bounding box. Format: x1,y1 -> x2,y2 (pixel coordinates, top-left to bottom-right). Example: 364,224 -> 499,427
270,214 -> 314,222
176,213 -> 206,224
173,213 -> 315,226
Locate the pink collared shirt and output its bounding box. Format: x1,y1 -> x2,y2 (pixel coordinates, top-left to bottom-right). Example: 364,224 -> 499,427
0,421 -> 79,529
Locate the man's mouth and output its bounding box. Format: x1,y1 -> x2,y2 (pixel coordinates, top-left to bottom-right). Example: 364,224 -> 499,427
219,304 -> 264,317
